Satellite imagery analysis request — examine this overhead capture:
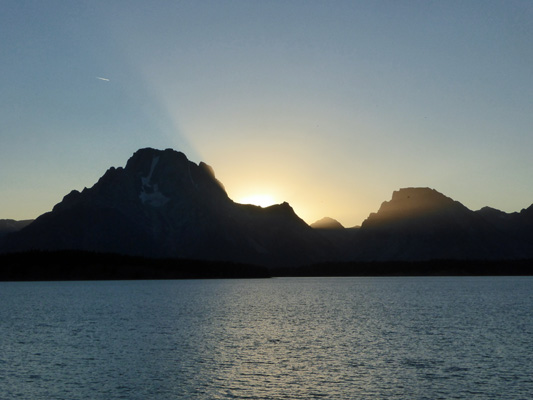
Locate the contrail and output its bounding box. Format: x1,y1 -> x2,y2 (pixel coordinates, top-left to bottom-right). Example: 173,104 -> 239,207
96,76 -> 110,81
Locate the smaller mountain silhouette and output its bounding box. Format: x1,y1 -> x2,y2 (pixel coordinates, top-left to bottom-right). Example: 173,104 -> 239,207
0,219 -> 33,243
349,187 -> 533,261
311,217 -> 344,229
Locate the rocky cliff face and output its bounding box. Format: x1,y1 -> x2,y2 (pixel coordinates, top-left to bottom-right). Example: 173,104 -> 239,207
5,148 -> 333,266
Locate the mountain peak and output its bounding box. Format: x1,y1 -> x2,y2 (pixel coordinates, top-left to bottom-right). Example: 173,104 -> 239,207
311,217 -> 344,229
124,147 -> 227,203
361,187 -> 466,229
125,148 -> 188,172
390,187 -> 454,205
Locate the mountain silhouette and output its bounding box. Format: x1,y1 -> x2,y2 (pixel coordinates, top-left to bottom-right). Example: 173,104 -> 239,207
310,217 -> 344,229
0,219 -> 33,239
2,150 -> 533,269
3,148 -> 333,266
350,188 -> 533,261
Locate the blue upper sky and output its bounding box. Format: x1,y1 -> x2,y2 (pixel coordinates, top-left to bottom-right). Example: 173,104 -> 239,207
1,0 -> 532,226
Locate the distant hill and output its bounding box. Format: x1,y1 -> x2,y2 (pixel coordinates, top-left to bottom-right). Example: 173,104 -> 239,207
0,219 -> 33,237
310,217 -> 344,229
0,220 -> 33,251
2,149 -> 533,272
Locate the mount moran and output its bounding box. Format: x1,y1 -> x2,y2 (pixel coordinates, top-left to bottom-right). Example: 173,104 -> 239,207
2,148 -> 533,266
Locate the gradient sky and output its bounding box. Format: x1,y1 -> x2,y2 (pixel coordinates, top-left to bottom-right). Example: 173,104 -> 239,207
2,1 -> 532,227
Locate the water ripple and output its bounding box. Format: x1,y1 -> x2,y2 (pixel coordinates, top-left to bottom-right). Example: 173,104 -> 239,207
1,277 -> 532,399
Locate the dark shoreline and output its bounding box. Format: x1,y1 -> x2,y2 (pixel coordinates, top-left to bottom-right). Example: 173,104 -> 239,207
0,251 -> 270,281
1,251 -> 532,281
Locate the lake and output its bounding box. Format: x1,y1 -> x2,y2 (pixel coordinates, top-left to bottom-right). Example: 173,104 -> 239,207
1,277 -> 532,399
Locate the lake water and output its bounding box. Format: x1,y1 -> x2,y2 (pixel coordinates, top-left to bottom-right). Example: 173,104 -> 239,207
1,277 -> 532,399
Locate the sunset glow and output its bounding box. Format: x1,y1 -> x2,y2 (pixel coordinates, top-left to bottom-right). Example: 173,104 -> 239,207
1,2 -> 532,228
238,194 -> 277,208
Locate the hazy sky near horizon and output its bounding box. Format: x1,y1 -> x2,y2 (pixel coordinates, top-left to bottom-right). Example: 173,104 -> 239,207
1,0 -> 532,226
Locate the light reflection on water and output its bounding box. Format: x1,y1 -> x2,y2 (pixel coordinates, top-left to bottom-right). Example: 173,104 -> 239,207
1,277 -> 532,399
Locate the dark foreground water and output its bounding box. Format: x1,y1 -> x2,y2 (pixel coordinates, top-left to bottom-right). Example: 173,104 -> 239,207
1,277 -> 532,399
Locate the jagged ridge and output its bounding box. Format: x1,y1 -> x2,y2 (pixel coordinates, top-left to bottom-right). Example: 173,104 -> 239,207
2,151 -> 533,266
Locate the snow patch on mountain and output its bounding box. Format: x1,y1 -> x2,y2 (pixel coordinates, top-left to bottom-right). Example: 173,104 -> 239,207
139,156 -> 169,207
141,156 -> 159,187
139,183 -> 169,207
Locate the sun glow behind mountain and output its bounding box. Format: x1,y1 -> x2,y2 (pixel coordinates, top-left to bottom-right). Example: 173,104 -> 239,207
1,2 -> 533,229
238,194 -> 277,208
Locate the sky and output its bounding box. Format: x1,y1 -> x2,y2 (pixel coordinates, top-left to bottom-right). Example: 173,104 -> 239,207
1,0 -> 532,227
